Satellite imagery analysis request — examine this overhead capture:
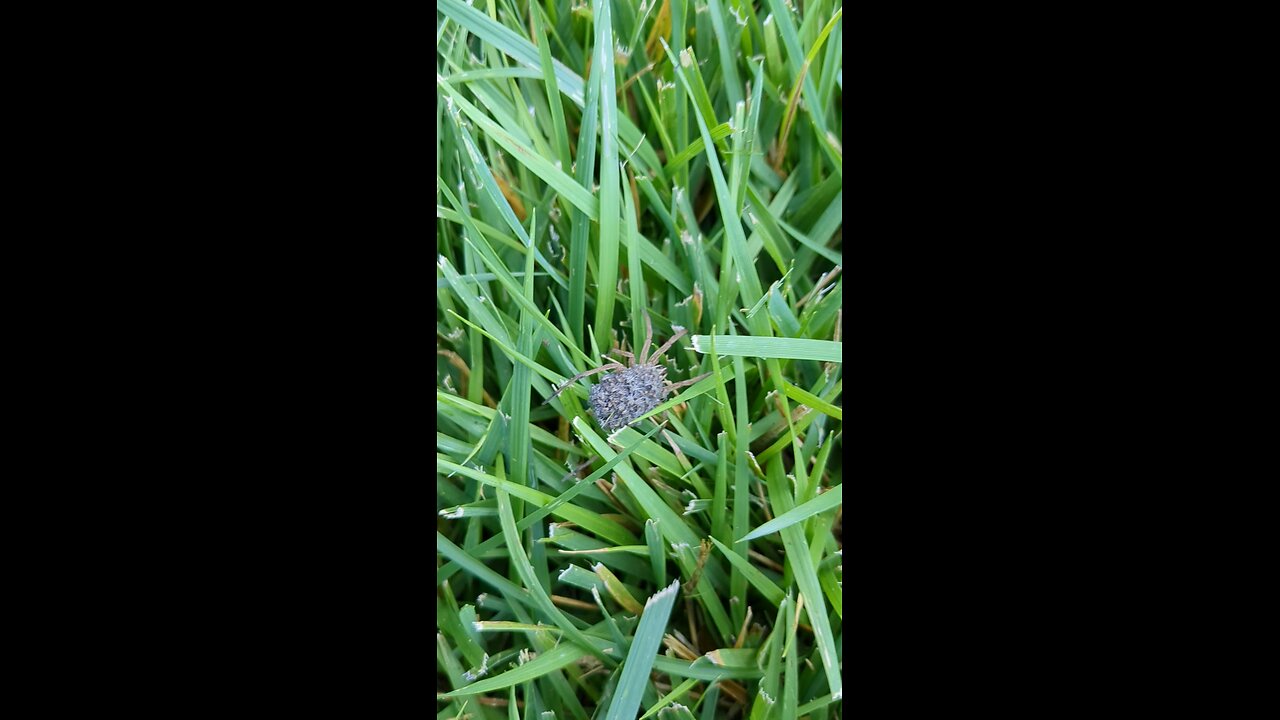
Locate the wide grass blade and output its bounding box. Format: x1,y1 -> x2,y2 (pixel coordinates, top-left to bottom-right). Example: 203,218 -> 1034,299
691,335 -> 842,362
603,580 -> 681,720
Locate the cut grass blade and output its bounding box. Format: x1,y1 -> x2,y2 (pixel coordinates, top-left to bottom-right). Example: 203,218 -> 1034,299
645,518 -> 666,587
594,562 -> 646,614
603,580 -> 681,720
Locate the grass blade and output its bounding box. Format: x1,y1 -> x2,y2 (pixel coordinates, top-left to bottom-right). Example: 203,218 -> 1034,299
439,76 -> 597,221
441,642 -> 593,698
691,335 -> 842,362
495,477 -> 612,664
592,0 -> 621,353
782,380 -> 842,420
765,458 -> 840,700
437,456 -> 638,546
640,677 -> 701,720
603,580 -> 681,720
708,536 -> 785,608
739,485 -> 842,542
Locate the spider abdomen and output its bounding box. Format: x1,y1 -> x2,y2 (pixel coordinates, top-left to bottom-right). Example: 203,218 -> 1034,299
588,365 -> 667,431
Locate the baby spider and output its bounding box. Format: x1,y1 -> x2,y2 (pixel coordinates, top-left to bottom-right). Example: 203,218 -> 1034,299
550,314 -> 710,431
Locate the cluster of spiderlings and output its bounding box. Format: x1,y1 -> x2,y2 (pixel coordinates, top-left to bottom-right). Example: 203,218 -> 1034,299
588,364 -> 668,431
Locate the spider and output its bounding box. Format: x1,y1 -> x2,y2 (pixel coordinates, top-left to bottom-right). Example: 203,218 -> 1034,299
550,314 -> 710,432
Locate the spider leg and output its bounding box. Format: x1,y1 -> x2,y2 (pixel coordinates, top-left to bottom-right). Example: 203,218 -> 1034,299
638,312 -> 654,365
647,325 -> 688,365
664,371 -> 712,393
610,348 -> 637,363
547,363 -> 626,400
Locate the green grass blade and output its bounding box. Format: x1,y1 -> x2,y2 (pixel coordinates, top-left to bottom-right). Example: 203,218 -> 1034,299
711,432 -> 729,544
592,0 -> 621,353
645,518 -> 666,587
593,562 -> 645,614
603,580 -> 680,720
691,335 -> 842,362
782,380 -> 842,420
651,656 -> 764,681
441,641 -> 593,698
708,536 -> 785,608
625,167 -> 646,343
532,7 -> 571,175
437,456 -> 638,546
765,458 -> 840,700
437,532 -> 534,607
704,0 -> 743,109
740,485 -> 842,542
439,79 -> 596,221
729,349 -> 751,628
495,479 -> 613,664
663,123 -> 734,172
640,677 -> 701,720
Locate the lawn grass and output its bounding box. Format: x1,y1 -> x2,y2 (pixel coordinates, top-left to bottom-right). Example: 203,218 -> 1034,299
438,1 -> 842,717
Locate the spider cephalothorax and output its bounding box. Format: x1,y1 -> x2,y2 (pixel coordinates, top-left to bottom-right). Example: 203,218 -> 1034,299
551,314 -> 710,431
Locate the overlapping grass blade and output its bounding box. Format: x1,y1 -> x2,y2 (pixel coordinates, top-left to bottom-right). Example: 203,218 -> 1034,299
740,485 -> 842,542
602,580 -> 680,720
494,478 -> 612,664
764,458 -> 841,701
708,536 -> 785,608
441,641 -> 595,698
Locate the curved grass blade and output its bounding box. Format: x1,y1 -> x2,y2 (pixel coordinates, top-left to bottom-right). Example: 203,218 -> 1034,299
437,456 -> 638,546
440,641 -> 593,698
495,480 -> 613,665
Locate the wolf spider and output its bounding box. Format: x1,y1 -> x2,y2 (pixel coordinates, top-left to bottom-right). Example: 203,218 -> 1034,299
549,314 -> 710,431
